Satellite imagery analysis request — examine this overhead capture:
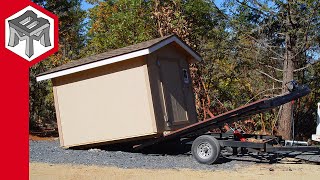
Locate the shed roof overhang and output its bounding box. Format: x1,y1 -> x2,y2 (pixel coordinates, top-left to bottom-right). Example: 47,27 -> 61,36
36,35 -> 202,82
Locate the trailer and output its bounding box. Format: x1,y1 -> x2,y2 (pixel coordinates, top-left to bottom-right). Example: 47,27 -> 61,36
133,83 -> 320,164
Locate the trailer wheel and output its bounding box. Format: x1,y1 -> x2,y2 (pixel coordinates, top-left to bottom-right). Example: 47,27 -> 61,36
192,135 -> 221,164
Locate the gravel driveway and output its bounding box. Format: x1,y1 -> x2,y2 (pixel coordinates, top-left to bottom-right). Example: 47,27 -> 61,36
30,139 -> 320,170
29,139 -> 256,170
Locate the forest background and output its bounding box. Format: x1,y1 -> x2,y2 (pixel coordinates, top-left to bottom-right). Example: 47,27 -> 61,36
30,0 -> 320,141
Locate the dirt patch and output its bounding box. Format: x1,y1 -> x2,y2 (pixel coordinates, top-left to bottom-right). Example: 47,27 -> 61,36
30,162 -> 320,180
29,135 -> 57,141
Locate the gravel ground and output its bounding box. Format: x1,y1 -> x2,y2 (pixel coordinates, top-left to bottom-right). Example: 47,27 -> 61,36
295,153 -> 320,162
30,139 -> 320,170
30,139 -> 256,170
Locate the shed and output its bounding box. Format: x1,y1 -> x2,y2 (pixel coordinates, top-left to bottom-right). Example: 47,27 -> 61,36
37,34 -> 202,148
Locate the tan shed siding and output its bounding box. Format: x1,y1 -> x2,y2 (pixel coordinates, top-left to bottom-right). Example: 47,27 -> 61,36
53,57 -> 156,147
52,85 -> 64,146
146,53 -> 166,132
142,57 -> 158,133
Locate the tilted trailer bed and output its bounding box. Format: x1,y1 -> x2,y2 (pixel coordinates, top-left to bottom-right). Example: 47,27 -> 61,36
133,84 -> 320,164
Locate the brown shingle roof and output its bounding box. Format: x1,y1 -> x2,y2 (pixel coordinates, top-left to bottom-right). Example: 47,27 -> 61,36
37,34 -> 201,78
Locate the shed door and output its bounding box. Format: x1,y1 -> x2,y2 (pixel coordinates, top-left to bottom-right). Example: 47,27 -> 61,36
159,59 -> 188,126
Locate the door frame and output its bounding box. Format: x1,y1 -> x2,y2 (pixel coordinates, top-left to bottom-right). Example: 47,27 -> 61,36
158,57 -> 189,127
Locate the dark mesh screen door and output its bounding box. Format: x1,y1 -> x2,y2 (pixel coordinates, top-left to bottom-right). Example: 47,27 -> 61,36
160,59 -> 188,126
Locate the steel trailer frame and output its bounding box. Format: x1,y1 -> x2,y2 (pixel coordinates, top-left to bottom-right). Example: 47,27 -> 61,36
133,84 -> 320,164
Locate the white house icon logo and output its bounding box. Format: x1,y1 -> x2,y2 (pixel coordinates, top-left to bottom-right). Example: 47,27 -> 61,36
5,6 -> 54,61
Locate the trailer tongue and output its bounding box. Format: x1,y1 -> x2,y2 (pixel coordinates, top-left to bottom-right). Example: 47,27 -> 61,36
134,84 -> 319,164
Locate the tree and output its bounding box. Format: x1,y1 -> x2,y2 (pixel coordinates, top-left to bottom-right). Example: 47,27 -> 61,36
224,0 -> 320,139
30,0 -> 86,132
84,0 -> 156,54
30,0 -> 320,140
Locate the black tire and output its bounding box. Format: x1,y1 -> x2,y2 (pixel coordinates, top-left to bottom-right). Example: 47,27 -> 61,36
191,135 -> 221,164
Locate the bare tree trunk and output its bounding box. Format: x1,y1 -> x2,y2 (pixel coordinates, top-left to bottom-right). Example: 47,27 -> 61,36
278,0 -> 296,140
279,42 -> 294,139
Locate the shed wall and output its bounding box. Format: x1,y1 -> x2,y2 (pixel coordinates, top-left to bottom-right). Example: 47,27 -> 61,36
147,43 -> 198,131
53,57 -> 157,147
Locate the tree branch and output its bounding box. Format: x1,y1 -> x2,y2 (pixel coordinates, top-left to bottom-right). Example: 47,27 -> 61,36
256,70 -> 283,83
235,0 -> 268,16
294,60 -> 320,72
246,35 -> 284,58
258,62 -> 283,72
246,87 -> 282,105
212,2 -> 228,20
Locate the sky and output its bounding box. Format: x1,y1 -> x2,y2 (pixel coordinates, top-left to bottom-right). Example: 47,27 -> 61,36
81,1 -> 94,11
